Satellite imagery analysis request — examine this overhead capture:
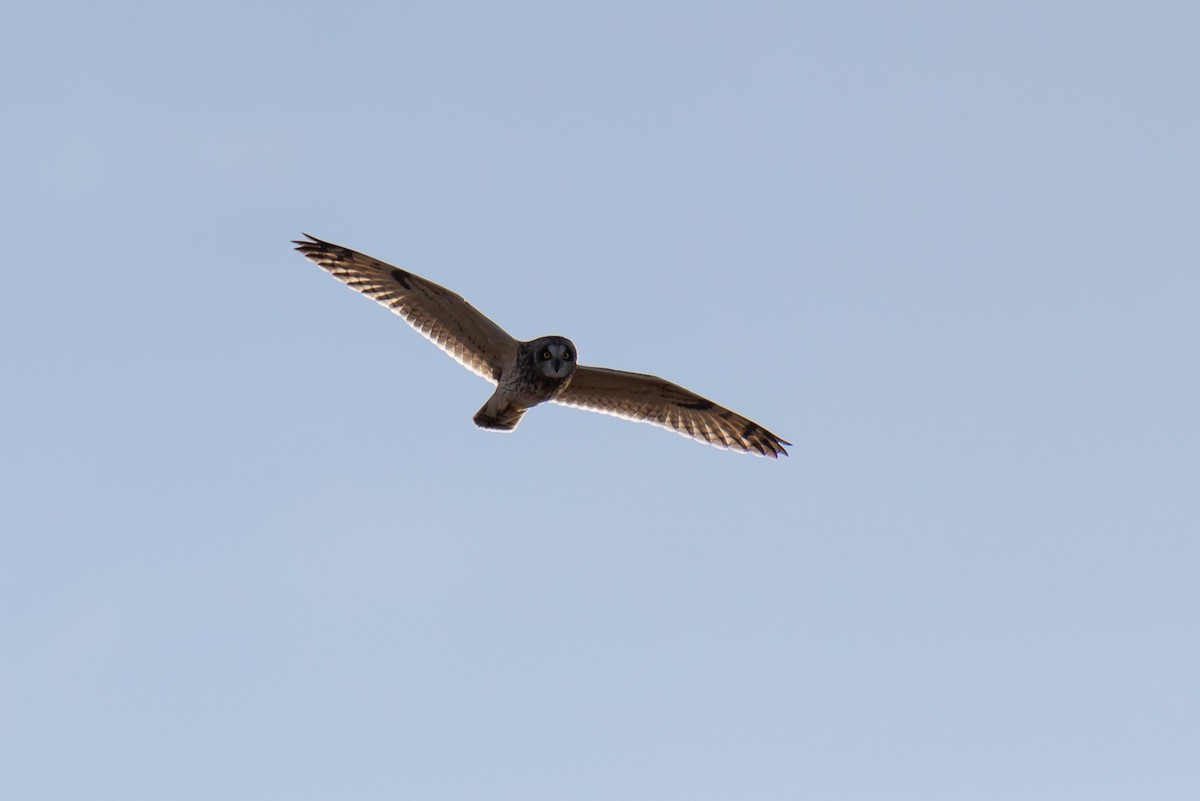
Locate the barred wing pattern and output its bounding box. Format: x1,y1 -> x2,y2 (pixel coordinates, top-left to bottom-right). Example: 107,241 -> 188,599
294,235 -> 517,384
554,366 -> 790,458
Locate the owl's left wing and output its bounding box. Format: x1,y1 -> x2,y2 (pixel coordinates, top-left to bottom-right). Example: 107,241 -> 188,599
553,366 -> 790,458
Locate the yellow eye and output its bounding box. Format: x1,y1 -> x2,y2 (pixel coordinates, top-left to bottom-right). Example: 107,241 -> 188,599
542,351 -> 551,359
563,352 -> 572,360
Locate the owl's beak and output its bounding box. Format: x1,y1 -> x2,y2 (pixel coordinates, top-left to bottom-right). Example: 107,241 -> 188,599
551,357 -> 564,375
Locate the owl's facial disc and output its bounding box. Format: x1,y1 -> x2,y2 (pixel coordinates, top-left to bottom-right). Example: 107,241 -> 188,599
537,338 -> 576,379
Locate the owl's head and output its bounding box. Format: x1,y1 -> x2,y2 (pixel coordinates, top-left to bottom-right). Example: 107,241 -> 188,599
531,335 -> 577,380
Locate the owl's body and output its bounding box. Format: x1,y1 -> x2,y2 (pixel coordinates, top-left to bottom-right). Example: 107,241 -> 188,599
474,336 -> 577,431
295,235 -> 790,458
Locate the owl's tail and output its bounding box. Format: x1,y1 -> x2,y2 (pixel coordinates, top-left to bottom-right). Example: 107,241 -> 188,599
473,394 -> 527,432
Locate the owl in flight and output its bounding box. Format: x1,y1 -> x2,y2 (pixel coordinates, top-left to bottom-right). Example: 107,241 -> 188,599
294,235 -> 790,458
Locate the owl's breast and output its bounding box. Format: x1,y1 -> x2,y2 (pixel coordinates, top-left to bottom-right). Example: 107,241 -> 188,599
498,363 -> 573,407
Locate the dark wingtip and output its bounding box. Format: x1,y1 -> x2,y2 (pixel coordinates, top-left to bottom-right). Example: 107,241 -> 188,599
757,434 -> 790,460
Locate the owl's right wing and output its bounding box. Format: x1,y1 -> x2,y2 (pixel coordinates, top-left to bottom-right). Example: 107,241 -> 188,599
553,366 -> 790,458
295,235 -> 518,384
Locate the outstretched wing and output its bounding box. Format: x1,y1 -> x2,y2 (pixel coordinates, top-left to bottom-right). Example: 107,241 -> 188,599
553,366 -> 790,458
294,234 -> 518,384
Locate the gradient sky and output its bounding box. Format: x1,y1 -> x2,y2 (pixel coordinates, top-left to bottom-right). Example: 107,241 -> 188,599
3,2 -> 1198,799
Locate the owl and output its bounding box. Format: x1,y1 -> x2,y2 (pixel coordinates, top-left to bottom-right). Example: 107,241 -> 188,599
295,235 -> 790,458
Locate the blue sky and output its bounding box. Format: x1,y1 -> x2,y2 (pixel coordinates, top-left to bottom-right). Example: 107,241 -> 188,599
3,2 -> 1198,799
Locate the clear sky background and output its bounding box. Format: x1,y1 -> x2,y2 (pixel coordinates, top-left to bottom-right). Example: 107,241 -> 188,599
3,2 -> 1198,799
